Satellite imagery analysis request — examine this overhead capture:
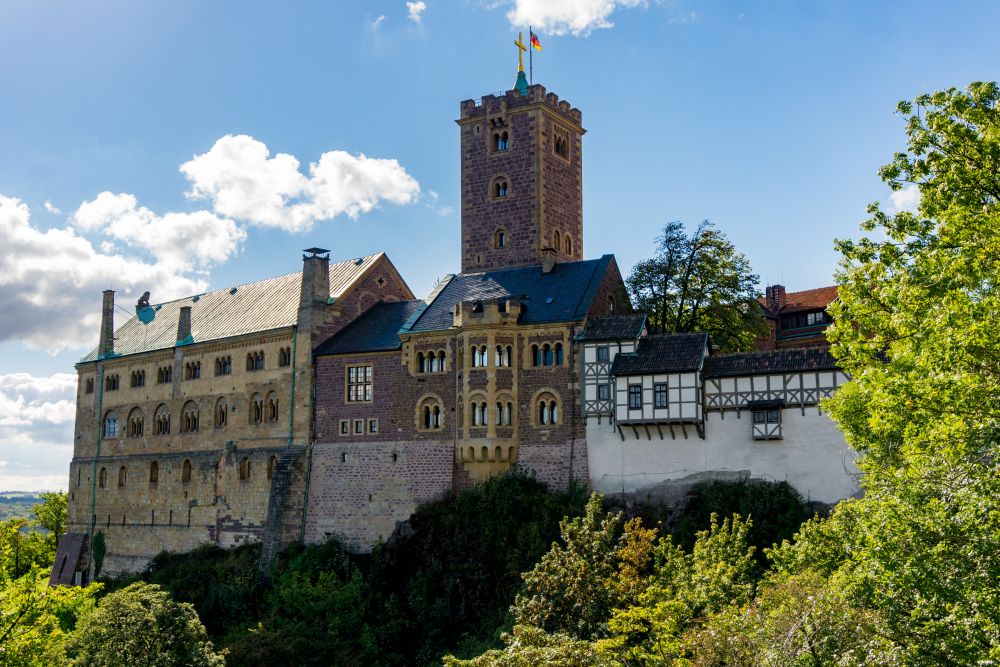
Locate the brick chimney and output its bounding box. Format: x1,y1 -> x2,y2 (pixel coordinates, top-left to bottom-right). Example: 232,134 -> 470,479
176,306 -> 193,344
98,290 -> 115,358
298,247 -> 331,339
541,247 -> 557,274
765,284 -> 786,312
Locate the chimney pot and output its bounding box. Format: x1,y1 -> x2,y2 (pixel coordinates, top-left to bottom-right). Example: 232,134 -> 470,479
541,247 -> 557,274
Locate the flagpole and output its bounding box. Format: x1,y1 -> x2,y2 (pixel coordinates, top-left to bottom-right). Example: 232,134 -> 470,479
529,25 -> 533,84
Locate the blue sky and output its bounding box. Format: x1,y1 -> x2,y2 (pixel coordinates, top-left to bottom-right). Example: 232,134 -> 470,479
1,0 -> 998,490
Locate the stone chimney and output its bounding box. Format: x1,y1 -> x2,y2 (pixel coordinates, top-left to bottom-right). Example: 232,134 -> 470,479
541,247 -> 557,275
98,290 -> 115,358
765,284 -> 786,312
298,247 -> 331,338
176,306 -> 192,344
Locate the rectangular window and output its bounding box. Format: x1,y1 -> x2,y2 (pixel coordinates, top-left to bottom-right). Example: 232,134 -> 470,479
354,419 -> 364,434
767,409 -> 780,423
628,384 -> 642,410
340,420 -> 349,435
368,419 -> 378,434
806,311 -> 828,326
654,383 -> 668,409
753,411 -> 765,424
598,384 -> 610,401
596,346 -> 609,363
346,365 -> 373,402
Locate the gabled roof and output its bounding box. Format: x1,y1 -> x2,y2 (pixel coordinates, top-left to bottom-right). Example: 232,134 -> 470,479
576,314 -> 647,342
80,254 -> 384,362
703,348 -> 839,378
761,286 -> 839,315
611,333 -> 707,375
315,300 -> 423,356
403,255 -> 616,333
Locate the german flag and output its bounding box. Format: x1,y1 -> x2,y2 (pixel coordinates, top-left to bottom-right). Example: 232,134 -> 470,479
530,31 -> 542,51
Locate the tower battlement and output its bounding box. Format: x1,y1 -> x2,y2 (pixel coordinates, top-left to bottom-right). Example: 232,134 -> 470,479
459,84 -> 582,127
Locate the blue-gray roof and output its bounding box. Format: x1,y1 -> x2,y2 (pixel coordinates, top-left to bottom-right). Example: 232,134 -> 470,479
403,255 -> 615,333
315,300 -> 423,356
611,333 -> 708,375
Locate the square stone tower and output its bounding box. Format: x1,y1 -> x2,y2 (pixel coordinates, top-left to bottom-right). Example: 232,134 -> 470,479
457,83 -> 585,273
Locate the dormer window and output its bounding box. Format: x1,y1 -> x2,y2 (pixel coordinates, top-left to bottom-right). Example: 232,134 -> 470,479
493,178 -> 508,199
493,131 -> 509,152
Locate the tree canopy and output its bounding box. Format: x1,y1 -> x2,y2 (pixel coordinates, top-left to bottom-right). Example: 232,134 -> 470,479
626,220 -> 767,352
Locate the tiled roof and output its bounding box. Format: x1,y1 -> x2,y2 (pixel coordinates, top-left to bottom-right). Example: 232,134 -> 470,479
80,254 -> 383,363
760,286 -> 839,315
576,314 -> 647,342
703,348 -> 839,378
403,255 -> 616,333
610,333 -> 707,375
315,300 -> 423,356
48,532 -> 86,586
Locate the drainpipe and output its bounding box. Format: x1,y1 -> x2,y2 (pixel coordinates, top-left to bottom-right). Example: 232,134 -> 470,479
87,364 -> 105,583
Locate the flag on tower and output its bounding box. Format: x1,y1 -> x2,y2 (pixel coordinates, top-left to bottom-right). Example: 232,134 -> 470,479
530,31 -> 542,50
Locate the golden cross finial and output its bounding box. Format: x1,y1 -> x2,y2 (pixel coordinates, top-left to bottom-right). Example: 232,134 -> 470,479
514,32 -> 527,72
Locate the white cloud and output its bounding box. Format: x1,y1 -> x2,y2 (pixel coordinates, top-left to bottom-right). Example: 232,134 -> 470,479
888,184 -> 921,214
0,372 -> 77,492
406,1 -> 427,23
180,134 -> 420,232
43,201 -> 61,215
507,0 -> 644,36
373,14 -> 386,29
0,195 -> 206,352
73,191 -> 245,272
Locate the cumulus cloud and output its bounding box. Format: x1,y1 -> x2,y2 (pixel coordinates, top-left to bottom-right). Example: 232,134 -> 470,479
888,184 -> 921,214
507,0 -> 644,36
0,195 -> 206,352
406,1 -> 427,23
180,135 -> 420,232
0,372 -> 77,491
43,201 -> 61,215
73,191 -> 245,271
372,14 -> 386,29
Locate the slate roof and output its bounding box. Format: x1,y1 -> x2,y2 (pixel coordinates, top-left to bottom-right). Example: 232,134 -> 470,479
402,255 -> 615,333
81,254 -> 383,363
49,532 -> 87,587
610,333 -> 708,375
576,314 -> 647,342
315,300 -> 423,356
703,348 -> 839,378
760,286 -> 839,315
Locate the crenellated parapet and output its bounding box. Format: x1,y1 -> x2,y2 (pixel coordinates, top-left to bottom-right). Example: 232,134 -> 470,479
458,84 -> 582,128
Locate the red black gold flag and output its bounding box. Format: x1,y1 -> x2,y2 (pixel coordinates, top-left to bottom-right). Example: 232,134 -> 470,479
530,31 -> 542,51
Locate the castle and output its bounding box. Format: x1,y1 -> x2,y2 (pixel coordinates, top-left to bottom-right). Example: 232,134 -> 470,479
53,70 -> 858,585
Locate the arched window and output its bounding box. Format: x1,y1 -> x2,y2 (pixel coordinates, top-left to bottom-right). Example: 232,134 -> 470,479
267,392 -> 279,422
554,134 -> 568,158
607,296 -> 616,314
553,230 -> 561,252
126,408 -> 143,437
543,344 -> 553,366
493,178 -> 508,199
418,396 -> 444,431
531,344 -> 540,367
267,455 -> 277,481
149,461 -> 158,484
495,131 -> 508,151
153,405 -> 170,435
117,466 -> 127,488
535,392 -> 560,427
181,459 -> 192,484
250,394 -> 263,425
495,345 -> 504,367
98,467 -> 107,488
103,412 -> 118,438
180,401 -> 199,433
495,229 -> 506,248
239,457 -> 250,481
247,351 -> 265,371
131,370 -> 145,387
565,235 -> 572,254
495,402 -> 503,426
215,397 -> 227,428
278,347 -> 292,367
555,342 -> 564,366
417,352 -> 425,373
505,401 -> 514,426
438,351 -> 446,372
479,402 -> 488,426
105,374 -> 119,391
184,361 -> 201,380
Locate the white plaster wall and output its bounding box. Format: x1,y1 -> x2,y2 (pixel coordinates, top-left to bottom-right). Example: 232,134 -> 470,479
587,408 -> 860,504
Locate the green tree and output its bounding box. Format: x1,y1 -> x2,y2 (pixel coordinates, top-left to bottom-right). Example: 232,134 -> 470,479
0,567 -> 100,666
64,582 -> 225,666
819,81 -> 1000,664
626,220 -> 767,352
